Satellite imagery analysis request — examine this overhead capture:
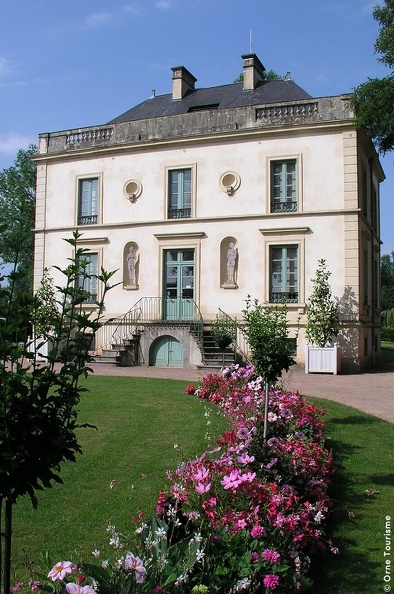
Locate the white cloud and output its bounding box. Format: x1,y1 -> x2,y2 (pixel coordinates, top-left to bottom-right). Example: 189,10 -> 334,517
0,56 -> 13,78
0,134 -> 36,157
84,12 -> 112,29
155,1 -> 175,9
121,3 -> 141,15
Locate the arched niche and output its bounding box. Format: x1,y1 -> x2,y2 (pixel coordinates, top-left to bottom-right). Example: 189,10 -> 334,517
123,242 -> 140,289
220,237 -> 238,288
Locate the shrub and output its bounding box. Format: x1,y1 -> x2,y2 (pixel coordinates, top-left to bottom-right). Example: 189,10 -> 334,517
381,326 -> 394,342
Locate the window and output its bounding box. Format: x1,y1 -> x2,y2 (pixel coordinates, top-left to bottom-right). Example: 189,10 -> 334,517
271,160 -> 297,213
270,245 -> 298,303
168,169 -> 192,218
77,252 -> 99,303
78,178 -> 99,225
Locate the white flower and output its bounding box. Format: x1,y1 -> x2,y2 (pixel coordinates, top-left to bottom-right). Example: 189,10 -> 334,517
155,527 -> 167,540
175,573 -> 188,587
314,511 -> 325,524
92,549 -> 100,558
101,560 -> 109,569
195,549 -> 205,562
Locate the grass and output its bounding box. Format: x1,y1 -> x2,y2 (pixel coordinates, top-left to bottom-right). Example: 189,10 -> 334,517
11,376 -> 227,581
307,397 -> 394,593
381,340 -> 394,363
10,373 -> 394,593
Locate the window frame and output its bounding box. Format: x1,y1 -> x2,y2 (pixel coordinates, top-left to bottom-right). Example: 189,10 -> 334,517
260,227 -> 308,306
76,174 -> 102,225
269,244 -> 299,303
76,249 -> 102,306
165,165 -> 196,219
268,155 -> 302,214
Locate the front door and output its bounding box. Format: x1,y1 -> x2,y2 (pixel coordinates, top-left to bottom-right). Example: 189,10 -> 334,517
164,249 -> 195,320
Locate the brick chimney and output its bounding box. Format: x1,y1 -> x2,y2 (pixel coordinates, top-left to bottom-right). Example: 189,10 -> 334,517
241,53 -> 266,90
171,66 -> 197,100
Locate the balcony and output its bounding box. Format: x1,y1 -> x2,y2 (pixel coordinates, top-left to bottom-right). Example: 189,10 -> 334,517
168,208 -> 191,219
78,214 -> 98,225
269,291 -> 298,303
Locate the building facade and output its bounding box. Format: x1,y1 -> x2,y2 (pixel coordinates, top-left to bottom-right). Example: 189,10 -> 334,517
33,54 -> 384,372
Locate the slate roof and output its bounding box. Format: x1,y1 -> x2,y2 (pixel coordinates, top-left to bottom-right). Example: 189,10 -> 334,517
108,80 -> 312,124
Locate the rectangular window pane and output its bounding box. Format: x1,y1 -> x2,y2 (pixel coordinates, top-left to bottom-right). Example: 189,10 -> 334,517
168,169 -> 192,218
78,178 -> 99,224
271,160 -> 297,213
270,245 -> 298,303
78,253 -> 98,302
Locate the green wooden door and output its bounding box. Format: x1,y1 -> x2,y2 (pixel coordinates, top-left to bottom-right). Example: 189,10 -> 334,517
164,249 -> 194,320
150,335 -> 183,368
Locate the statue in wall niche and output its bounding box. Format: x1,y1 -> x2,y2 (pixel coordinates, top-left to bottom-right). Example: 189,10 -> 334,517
125,246 -> 138,288
222,242 -> 238,288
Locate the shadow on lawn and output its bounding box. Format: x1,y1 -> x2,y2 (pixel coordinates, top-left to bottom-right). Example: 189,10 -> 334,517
308,428 -> 379,593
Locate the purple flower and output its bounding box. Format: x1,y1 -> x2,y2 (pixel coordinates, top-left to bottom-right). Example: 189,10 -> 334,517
66,585 -> 96,594
267,437 -> 280,448
125,552 -> 147,583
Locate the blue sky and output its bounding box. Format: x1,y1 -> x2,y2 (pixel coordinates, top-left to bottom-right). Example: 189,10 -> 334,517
1,0 -> 393,254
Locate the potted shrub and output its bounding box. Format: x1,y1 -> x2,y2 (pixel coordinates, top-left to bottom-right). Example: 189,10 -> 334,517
305,259 -> 340,374
211,313 -> 235,365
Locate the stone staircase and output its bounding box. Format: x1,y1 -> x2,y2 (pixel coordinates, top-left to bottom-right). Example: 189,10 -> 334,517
202,329 -> 236,368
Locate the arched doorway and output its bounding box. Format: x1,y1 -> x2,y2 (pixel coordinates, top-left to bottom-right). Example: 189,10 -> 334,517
149,335 -> 183,368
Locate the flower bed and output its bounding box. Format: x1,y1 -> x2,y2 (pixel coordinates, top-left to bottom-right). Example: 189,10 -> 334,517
16,364 -> 337,594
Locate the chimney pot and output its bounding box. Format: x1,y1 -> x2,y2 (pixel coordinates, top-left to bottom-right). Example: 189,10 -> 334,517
241,53 -> 266,90
171,66 -> 197,100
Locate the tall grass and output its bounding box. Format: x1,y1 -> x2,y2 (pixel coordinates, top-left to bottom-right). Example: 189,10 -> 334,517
10,374 -> 394,594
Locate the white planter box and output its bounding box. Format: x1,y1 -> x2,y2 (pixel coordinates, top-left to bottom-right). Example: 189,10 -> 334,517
305,344 -> 340,375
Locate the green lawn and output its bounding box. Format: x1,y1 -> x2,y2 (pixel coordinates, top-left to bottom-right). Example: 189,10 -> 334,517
381,340 -> 394,363
10,374 -> 394,594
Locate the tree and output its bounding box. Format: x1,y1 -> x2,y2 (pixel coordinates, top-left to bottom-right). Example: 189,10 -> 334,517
233,69 -> 283,83
381,252 -> 394,310
0,230 -> 116,594
305,259 -> 339,348
352,1 -> 394,153
0,145 -> 37,295
241,296 -> 296,441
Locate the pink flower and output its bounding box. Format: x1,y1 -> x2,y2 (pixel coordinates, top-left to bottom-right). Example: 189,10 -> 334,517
221,470 -> 243,490
48,561 -> 77,581
66,585 -> 96,594
195,481 -> 211,493
263,574 -> 280,590
241,471 -> 256,483
193,467 -> 209,482
125,552 -> 147,583
237,453 -> 255,464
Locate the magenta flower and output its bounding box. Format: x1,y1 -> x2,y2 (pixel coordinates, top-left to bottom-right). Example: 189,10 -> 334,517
48,561 -> 76,581
251,525 -> 265,539
262,549 -> 281,564
125,552 -> 147,583
66,585 -> 96,594
263,574 -> 280,589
